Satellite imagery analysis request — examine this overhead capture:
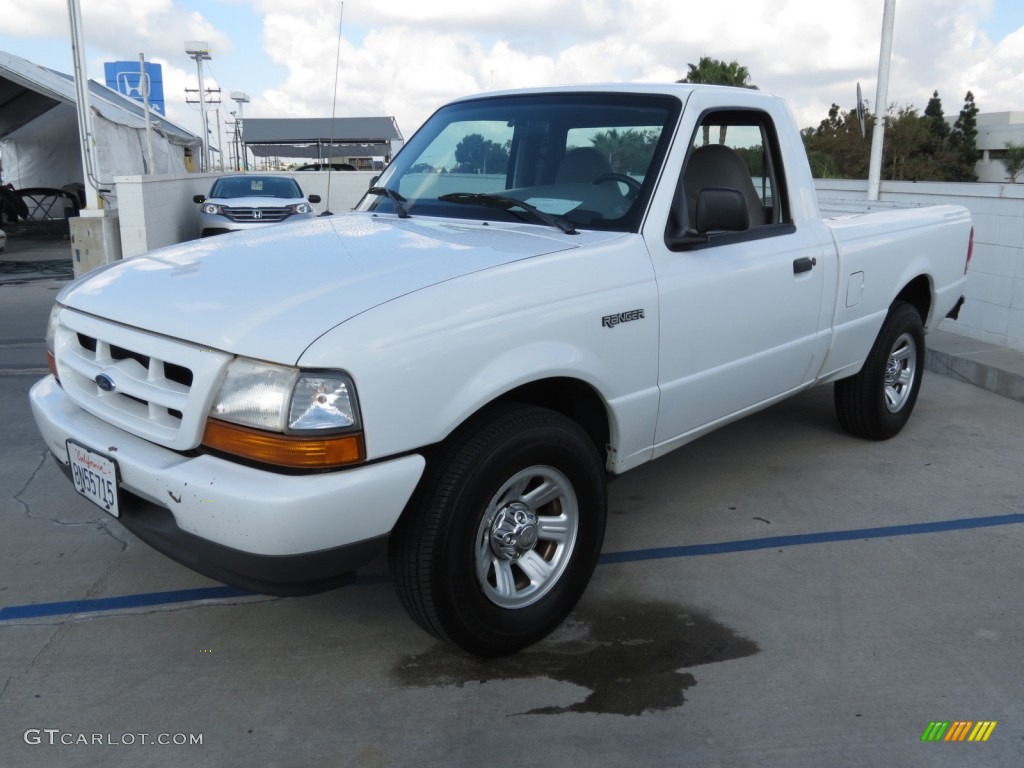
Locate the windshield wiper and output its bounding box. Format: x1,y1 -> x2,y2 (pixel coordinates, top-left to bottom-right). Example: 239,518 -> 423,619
438,192 -> 577,235
368,186 -> 410,219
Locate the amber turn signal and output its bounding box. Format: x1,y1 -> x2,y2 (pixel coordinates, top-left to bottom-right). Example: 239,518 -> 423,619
202,418 -> 365,468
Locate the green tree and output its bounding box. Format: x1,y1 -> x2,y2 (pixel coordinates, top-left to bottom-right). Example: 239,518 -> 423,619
677,57 -> 757,144
801,103 -> 872,179
678,56 -> 757,89
948,91 -> 980,181
1002,142 -> 1024,182
589,129 -> 658,174
452,134 -> 509,174
804,90 -> 984,182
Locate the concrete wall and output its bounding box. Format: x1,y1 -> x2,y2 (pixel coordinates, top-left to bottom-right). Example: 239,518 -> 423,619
113,171 -> 376,258
816,179 -> 1024,352
115,173 -> 218,258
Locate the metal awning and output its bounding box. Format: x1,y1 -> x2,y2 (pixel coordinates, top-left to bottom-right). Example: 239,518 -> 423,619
242,116 -> 402,159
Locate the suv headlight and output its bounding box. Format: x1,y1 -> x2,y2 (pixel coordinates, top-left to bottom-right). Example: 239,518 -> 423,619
204,358 -> 364,468
202,203 -> 223,215
290,202 -> 312,214
46,302 -> 62,379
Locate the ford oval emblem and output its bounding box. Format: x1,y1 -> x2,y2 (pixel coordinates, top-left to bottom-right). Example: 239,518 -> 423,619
95,373 -> 116,392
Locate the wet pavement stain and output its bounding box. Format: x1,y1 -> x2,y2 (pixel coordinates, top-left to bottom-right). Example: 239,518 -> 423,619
395,598 -> 758,716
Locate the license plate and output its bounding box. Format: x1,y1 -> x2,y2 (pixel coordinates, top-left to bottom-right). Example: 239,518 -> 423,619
66,441 -> 120,517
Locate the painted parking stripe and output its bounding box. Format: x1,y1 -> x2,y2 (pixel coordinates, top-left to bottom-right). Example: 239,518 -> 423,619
0,586 -> 250,621
2,513 -> 1022,621
598,513 -> 1024,564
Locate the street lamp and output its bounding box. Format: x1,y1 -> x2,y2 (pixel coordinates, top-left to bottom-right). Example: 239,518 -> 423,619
231,91 -> 250,171
185,40 -> 212,172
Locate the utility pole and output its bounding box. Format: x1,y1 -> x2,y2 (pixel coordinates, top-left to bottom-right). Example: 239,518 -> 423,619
139,53 -> 155,173
231,91 -> 250,171
867,0 -> 896,201
66,0 -> 105,211
185,41 -> 212,172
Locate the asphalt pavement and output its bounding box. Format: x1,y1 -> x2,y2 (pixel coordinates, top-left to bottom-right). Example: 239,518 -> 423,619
2,229 -> 1024,767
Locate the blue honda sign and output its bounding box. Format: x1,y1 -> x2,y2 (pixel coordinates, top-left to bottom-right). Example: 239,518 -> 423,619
104,61 -> 166,115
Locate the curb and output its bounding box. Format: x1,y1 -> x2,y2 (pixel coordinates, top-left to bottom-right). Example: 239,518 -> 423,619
925,330 -> 1024,404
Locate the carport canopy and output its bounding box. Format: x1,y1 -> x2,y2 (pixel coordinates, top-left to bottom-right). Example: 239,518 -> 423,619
0,50 -> 201,187
242,117 -> 402,160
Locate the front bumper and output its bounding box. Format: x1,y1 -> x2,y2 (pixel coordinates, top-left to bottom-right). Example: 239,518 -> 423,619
30,376 -> 425,594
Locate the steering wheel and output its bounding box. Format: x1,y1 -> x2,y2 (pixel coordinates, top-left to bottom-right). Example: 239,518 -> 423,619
592,173 -> 642,200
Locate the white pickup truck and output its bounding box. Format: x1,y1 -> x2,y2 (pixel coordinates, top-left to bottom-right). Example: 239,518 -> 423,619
31,84 -> 972,656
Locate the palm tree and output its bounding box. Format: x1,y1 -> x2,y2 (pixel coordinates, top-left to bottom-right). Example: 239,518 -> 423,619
1002,142 -> 1024,183
678,57 -> 758,144
678,57 -> 757,89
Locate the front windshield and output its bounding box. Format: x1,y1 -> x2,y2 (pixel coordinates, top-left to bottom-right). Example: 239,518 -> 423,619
357,92 -> 681,232
210,176 -> 303,200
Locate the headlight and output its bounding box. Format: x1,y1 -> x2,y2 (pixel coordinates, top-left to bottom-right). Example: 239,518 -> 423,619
291,202 -> 312,214
46,302 -> 62,379
209,359 -> 298,430
204,358 -> 364,468
288,374 -> 358,430
202,203 -> 222,215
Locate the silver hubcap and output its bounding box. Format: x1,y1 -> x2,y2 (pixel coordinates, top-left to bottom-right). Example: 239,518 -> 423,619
475,466 -> 579,610
884,331 -> 917,413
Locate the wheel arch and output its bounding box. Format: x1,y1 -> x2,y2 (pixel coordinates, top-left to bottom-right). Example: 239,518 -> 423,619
494,377 -> 611,460
421,376 -> 613,469
893,274 -> 932,325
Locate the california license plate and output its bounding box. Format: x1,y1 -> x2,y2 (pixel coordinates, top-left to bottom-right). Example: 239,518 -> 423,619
66,441 -> 120,517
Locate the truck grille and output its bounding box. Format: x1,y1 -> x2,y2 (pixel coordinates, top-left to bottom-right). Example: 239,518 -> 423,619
222,206 -> 291,223
54,310 -> 232,450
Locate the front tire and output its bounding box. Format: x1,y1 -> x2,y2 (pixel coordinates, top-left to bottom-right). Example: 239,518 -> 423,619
835,301 -> 925,440
389,404 -> 607,656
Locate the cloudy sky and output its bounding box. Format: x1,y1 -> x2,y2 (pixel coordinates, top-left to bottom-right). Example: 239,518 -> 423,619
2,0 -> 1023,146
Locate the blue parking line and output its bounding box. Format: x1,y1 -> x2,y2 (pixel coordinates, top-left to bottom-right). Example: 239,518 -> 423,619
0,586 -> 250,621
599,512 -> 1024,564
2,513 -> 1022,622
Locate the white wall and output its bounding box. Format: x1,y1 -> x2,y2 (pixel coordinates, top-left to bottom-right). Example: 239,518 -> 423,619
816,179 -> 1024,352
113,170 -> 376,258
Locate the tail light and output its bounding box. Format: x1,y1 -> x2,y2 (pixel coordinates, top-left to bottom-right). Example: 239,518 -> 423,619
965,227 -> 974,274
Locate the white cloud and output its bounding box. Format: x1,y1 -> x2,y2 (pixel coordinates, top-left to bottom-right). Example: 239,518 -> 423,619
4,0 -> 1023,143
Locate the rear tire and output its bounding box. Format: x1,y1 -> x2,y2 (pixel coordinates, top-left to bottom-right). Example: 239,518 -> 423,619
835,301 -> 925,440
389,403 -> 607,656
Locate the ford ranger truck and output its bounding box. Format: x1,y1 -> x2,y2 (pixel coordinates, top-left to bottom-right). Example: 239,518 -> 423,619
30,84 -> 972,656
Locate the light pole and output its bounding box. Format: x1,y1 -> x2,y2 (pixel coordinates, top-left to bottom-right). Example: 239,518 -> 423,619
185,41 -> 212,172
231,91 -> 250,171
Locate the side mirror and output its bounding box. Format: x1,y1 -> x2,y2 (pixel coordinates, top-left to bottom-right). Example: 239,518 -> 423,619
308,194 -> 322,204
664,187 -> 750,251
193,194 -> 206,204
368,175 -> 379,188
694,187 -> 749,233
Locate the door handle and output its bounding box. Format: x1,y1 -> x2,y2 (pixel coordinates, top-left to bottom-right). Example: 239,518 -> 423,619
793,257 -> 817,274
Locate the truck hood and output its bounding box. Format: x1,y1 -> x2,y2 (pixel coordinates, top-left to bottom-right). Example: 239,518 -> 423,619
59,214 -> 610,363
207,195 -> 307,207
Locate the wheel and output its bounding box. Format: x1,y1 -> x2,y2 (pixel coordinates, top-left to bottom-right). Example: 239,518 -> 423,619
389,403 -> 607,656
835,301 -> 925,440
592,173 -> 642,199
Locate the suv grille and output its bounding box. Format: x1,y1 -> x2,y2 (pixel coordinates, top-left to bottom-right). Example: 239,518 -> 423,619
222,206 -> 291,223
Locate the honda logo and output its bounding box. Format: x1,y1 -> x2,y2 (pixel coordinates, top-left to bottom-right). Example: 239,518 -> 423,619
252,210 -> 263,219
